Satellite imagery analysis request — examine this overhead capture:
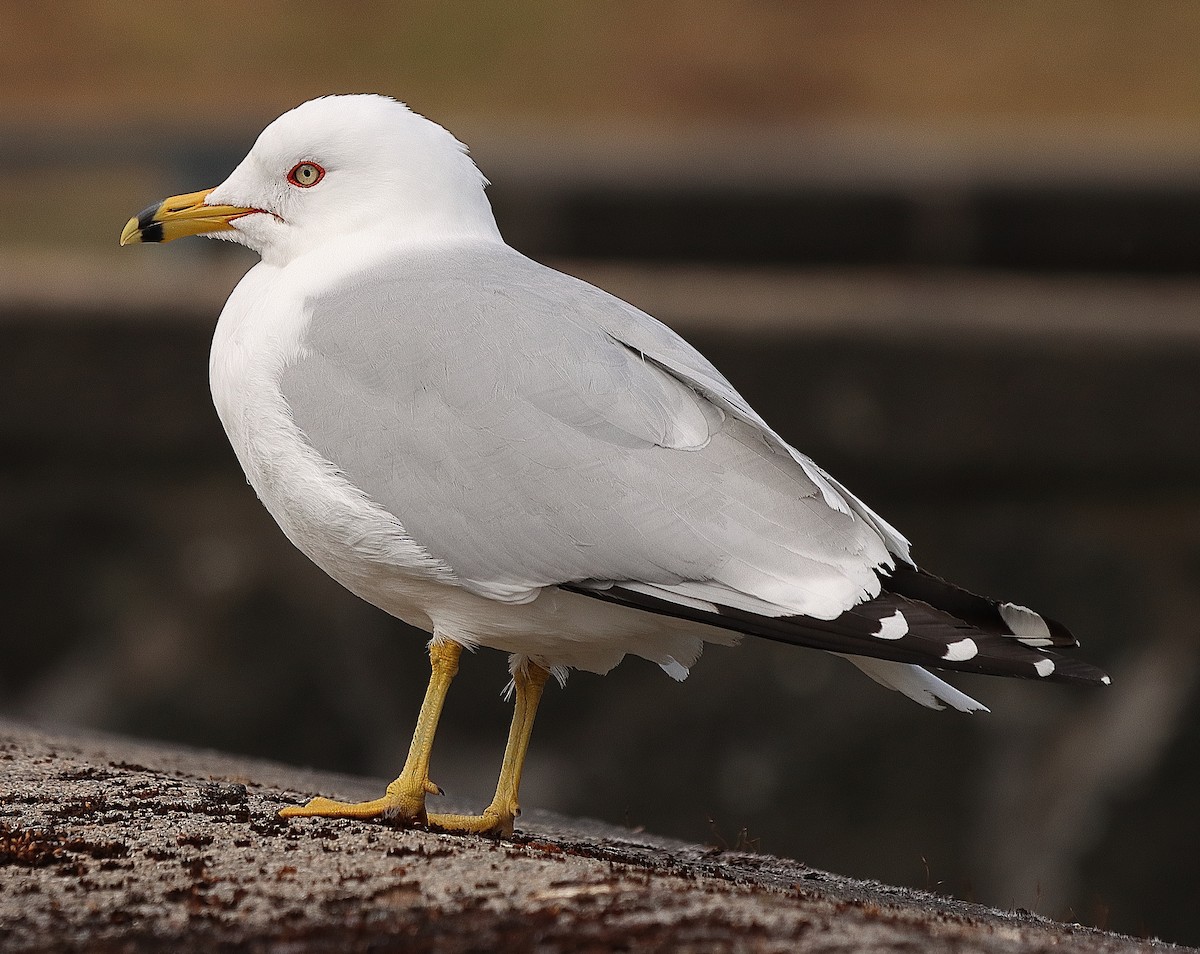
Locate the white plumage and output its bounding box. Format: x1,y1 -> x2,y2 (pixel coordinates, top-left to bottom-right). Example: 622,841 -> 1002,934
130,94 -> 1111,721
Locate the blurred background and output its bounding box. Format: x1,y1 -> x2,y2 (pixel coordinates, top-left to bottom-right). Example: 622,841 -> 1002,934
4,0 -> 1200,943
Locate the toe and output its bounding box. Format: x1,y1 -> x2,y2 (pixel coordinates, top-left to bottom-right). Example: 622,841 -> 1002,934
279,794 -> 416,821
426,809 -> 514,838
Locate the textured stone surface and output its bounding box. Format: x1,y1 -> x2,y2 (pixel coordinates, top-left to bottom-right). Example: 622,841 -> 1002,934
0,720 -> 1180,953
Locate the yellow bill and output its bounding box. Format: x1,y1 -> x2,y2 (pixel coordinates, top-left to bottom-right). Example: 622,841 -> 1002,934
120,189 -> 256,245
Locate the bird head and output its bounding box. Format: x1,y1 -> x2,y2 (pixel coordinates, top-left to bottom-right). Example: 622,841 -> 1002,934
120,94 -> 499,266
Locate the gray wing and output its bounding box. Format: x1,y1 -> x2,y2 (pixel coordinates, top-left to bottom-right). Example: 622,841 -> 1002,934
281,242 -> 898,619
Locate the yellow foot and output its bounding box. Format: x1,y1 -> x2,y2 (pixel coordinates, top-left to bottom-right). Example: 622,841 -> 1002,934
427,804 -> 518,838
279,778 -> 442,822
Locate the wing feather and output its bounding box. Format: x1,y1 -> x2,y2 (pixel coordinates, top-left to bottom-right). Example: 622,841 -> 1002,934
276,241 -> 1108,703
280,242 -> 893,619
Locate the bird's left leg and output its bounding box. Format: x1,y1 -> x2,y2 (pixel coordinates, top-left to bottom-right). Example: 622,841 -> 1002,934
428,658 -> 551,837
279,638 -> 461,823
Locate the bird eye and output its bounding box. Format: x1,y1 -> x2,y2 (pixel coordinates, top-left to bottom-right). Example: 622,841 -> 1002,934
287,162 -> 325,188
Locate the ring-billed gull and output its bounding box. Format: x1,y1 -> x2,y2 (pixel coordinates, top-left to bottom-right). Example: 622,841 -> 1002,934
121,94 -> 1108,836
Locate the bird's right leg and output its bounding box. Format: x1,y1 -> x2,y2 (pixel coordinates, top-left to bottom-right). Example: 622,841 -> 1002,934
428,658 -> 550,837
279,638 -> 460,823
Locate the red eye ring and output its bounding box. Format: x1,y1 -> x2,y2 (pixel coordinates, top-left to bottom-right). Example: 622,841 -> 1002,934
287,161 -> 326,188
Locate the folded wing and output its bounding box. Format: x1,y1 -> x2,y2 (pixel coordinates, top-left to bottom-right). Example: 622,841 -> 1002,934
280,241 -> 1108,699
282,243 -> 894,619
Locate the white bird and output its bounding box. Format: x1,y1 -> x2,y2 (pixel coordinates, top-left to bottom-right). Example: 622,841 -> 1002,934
121,94 -> 1108,837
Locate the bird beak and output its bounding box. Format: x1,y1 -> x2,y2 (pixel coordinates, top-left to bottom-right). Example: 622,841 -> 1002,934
120,188 -> 257,245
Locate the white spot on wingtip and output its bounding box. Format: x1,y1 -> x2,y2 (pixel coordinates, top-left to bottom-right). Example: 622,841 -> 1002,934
1101,675 -> 1112,685
942,637 -> 979,661
999,602 -> 1054,647
1034,657 -> 1056,677
874,609 -> 908,640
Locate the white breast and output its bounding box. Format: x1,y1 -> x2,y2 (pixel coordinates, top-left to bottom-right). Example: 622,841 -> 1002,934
208,263 -> 457,631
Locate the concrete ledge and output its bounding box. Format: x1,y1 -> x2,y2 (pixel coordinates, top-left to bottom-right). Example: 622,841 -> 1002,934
0,720 -> 1170,953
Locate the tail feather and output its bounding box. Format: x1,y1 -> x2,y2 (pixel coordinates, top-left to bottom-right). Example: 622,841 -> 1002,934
841,656 -> 990,712
565,567 -> 1110,690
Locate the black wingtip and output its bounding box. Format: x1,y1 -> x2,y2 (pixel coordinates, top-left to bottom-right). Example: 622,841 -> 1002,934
564,580 -> 1110,688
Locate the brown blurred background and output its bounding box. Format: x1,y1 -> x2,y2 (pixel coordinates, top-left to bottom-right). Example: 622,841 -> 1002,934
4,1 -> 1200,944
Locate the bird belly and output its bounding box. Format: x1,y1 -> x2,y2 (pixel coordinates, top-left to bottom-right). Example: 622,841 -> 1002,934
219,382 -> 459,627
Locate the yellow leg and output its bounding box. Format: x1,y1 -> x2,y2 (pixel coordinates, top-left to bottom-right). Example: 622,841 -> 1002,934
429,661 -> 550,838
279,639 -> 461,823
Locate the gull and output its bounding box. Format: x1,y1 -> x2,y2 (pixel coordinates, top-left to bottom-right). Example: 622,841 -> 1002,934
121,94 -> 1109,837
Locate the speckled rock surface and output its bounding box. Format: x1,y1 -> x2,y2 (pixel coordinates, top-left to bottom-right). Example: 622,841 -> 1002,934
0,720 -> 1182,953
